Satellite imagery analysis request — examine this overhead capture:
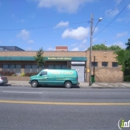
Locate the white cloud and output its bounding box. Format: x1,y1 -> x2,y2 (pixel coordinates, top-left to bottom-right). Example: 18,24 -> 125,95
62,26 -> 89,40
70,39 -> 88,51
35,0 -> 94,13
116,31 -> 128,38
128,4 -> 130,10
106,8 -> 119,17
20,19 -> 25,23
79,39 -> 87,48
71,47 -> 79,51
26,47 -> 32,51
17,29 -> 30,40
11,14 -> 15,18
28,40 -> 34,44
113,42 -> 125,48
70,43 -> 78,47
55,21 -> 69,28
47,47 -> 55,51
115,0 -> 122,5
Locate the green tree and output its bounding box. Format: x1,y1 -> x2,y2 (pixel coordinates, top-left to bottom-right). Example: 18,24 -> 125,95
125,38 -> 130,50
88,44 -> 122,51
115,49 -> 130,81
88,44 -> 108,50
34,48 -> 45,67
108,45 -> 122,51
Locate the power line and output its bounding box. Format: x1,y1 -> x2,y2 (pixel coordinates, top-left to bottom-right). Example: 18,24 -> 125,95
94,2 -> 130,38
0,0 -> 128,32
0,21 -> 88,31
102,0 -> 125,18
94,0 -> 125,21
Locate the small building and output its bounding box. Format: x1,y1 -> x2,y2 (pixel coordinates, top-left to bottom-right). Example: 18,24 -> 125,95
0,46 -> 123,82
55,46 -> 68,51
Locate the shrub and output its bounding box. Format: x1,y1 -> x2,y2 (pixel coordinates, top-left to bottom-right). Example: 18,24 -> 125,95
124,75 -> 130,82
20,72 -> 25,77
11,74 -> 16,76
24,72 -> 37,76
0,71 -> 15,76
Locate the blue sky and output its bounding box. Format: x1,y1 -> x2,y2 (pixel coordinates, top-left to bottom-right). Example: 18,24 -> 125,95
0,0 -> 130,51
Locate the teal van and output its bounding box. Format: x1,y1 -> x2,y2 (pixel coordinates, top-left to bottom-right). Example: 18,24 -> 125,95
29,69 -> 79,88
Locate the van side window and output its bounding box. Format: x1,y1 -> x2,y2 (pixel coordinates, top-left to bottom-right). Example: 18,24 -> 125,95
40,71 -> 47,76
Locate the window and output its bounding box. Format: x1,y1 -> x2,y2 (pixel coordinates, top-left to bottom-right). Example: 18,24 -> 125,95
38,66 -> 44,72
91,62 -> 98,67
62,65 -> 67,69
9,65 -> 15,72
2,65 -> 8,71
102,62 -> 108,67
48,65 -> 54,69
32,65 -> 38,73
25,65 -> 31,73
40,71 -> 47,76
55,65 -> 61,69
112,62 -> 118,67
16,65 -> 21,73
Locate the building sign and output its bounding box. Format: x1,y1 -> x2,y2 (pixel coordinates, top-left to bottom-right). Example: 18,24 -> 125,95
0,56 -> 87,61
47,57 -> 72,61
46,57 -> 86,61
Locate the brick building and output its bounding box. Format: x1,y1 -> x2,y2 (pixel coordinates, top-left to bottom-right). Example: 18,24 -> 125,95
0,46 -> 123,82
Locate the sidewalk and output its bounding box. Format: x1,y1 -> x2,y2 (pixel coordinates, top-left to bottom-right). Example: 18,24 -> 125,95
7,81 -> 130,88
80,82 -> 130,88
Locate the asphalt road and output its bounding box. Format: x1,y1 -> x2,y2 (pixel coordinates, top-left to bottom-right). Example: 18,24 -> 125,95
0,86 -> 130,130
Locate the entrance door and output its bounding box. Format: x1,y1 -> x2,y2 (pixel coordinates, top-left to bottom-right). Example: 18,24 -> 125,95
71,65 -> 85,82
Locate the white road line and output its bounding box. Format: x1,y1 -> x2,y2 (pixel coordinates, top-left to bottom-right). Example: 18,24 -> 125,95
2,91 -> 43,94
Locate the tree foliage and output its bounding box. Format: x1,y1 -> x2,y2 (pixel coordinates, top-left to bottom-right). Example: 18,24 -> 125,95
115,49 -> 130,81
125,38 -> 130,50
87,44 -> 122,51
109,45 -> 122,51
34,48 -> 45,67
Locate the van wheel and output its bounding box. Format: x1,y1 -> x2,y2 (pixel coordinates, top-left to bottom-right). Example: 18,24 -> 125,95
65,81 -> 72,88
31,81 -> 38,88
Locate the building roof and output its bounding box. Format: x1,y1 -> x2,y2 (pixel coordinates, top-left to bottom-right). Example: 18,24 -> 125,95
0,46 -> 24,51
56,46 -> 68,49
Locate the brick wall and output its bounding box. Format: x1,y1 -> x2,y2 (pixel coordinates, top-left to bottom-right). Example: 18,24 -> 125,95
86,50 -> 123,82
0,51 -> 86,57
94,68 -> 123,82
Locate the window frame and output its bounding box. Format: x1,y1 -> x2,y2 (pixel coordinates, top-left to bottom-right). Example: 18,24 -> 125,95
91,62 -> 98,67
112,62 -> 118,67
102,62 -> 108,67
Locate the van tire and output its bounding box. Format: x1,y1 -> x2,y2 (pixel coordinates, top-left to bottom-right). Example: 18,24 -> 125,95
64,81 -> 72,88
31,80 -> 38,88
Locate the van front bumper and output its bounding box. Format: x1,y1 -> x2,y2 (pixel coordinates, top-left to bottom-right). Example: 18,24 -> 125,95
29,81 -> 31,84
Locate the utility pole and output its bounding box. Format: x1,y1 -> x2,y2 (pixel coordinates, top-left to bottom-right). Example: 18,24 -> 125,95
89,14 -> 102,86
89,14 -> 93,86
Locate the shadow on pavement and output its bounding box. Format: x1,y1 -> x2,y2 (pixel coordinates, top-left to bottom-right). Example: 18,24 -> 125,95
37,85 -> 80,89
0,84 -> 11,87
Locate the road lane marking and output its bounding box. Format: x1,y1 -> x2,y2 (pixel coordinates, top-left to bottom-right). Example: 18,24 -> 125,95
0,100 -> 130,106
2,91 -> 43,94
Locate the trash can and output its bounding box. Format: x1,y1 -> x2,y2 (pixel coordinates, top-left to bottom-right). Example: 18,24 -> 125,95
91,75 -> 95,83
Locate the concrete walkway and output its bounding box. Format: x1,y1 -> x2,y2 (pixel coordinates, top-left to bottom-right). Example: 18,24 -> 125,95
80,82 -> 130,88
6,81 -> 130,88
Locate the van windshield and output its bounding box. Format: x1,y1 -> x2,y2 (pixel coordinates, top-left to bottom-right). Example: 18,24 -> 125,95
39,71 -> 47,76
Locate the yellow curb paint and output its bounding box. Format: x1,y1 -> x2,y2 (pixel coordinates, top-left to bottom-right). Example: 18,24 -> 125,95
0,100 -> 130,106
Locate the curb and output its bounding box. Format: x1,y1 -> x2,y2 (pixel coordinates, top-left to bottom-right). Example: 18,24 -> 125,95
4,81 -> 130,88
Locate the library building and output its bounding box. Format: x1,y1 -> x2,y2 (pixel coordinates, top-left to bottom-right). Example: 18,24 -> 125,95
0,46 -> 123,82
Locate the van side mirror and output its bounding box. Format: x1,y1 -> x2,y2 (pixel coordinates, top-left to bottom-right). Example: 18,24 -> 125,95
40,73 -> 42,76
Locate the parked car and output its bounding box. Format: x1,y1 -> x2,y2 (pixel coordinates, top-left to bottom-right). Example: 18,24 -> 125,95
0,75 -> 8,85
29,69 -> 79,88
